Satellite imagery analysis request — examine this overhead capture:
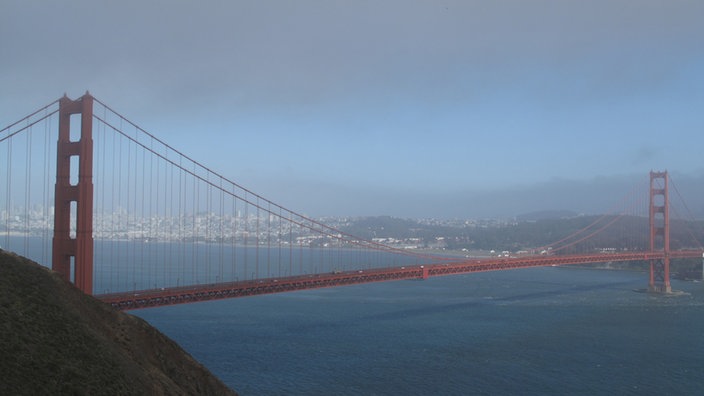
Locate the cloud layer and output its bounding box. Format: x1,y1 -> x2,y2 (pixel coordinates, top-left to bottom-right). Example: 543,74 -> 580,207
3,1 -> 703,218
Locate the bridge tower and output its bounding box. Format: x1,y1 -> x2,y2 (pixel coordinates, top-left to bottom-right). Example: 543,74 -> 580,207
648,170 -> 671,293
52,93 -> 94,295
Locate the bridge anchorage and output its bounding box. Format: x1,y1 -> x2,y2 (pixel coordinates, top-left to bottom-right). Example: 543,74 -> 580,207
6,92 -> 700,309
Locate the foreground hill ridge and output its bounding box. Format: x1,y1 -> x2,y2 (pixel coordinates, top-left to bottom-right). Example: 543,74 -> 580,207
0,249 -> 237,396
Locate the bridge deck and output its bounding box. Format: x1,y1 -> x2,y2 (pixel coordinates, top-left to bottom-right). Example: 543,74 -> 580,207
98,250 -> 703,310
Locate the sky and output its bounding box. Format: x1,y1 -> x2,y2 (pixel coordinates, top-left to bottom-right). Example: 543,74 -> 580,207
2,1 -> 704,219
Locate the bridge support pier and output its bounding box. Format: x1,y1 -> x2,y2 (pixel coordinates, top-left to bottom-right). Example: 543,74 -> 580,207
648,171 -> 671,294
52,93 -> 94,295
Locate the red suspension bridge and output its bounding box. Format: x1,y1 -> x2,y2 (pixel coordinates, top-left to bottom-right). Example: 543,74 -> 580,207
2,93 -> 703,310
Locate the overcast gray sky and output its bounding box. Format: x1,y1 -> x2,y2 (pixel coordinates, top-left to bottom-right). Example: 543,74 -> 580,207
2,1 -> 703,218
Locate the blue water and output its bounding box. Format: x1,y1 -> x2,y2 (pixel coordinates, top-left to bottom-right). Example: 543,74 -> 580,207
133,267 -> 704,395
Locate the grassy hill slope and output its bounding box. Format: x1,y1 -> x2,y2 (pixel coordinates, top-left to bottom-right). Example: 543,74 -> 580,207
0,249 -> 237,396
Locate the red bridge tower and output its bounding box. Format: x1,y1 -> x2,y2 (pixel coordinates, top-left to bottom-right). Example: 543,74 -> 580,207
52,93 -> 94,295
648,170 -> 671,293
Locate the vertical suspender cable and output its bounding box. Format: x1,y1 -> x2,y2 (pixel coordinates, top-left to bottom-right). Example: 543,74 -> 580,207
256,196 -> 260,279
244,191 -> 248,280
267,201 -> 271,277
42,110 -> 51,265
206,170 -> 211,283
178,157 -> 183,287
126,123 -> 132,292
133,126 -> 140,289
232,186 -> 239,280
192,160 -> 198,284
115,119 -> 122,291
299,216 -> 303,275
278,206 -> 283,277
140,141 -> 146,287
148,137 -> 155,288
23,120 -> 31,255
97,110 -> 105,291
289,211 -> 293,276
219,176 -> 224,283
166,149 -> 173,287
4,134 -> 9,249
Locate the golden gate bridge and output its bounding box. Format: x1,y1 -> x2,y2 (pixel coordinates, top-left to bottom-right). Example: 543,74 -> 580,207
2,93 -> 703,310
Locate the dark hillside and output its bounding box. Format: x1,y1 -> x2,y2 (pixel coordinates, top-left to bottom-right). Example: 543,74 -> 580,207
0,249 -> 237,396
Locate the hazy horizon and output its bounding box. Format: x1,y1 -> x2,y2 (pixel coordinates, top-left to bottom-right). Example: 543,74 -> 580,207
2,1 -> 703,219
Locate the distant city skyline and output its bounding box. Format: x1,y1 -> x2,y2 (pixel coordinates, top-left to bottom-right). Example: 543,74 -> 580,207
2,1 -> 703,218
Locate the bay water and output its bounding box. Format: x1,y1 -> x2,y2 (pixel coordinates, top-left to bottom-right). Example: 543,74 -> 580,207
134,267 -> 704,395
